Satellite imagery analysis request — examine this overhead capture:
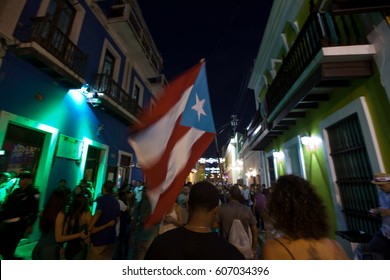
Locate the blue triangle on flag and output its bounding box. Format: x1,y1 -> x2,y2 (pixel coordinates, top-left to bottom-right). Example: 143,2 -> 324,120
181,64 -> 216,133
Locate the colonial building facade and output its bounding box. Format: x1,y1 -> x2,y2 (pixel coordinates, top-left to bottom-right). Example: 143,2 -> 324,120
243,0 -> 390,258
0,0 -> 166,240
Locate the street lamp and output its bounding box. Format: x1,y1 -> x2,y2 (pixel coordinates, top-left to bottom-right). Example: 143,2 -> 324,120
230,115 -> 238,134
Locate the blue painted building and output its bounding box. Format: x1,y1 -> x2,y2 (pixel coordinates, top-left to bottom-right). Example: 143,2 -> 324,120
0,0 -> 166,240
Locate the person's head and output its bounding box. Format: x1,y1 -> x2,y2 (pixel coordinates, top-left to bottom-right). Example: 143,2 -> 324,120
73,185 -> 83,196
266,174 -> 330,240
182,185 -> 190,196
229,185 -> 243,201
118,189 -> 128,204
187,181 -> 219,213
79,179 -> 87,188
0,172 -> 11,184
371,172 -> 390,193
18,171 -> 33,189
102,180 -> 115,194
68,194 -> 89,218
59,179 -> 67,187
40,189 -> 68,233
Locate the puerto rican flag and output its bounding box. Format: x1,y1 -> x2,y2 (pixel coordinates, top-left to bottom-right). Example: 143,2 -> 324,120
128,61 -> 216,227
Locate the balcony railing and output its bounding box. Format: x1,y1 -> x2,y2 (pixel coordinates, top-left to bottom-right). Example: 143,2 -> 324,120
26,17 -> 88,77
92,73 -> 142,117
266,12 -> 368,119
107,2 -> 163,75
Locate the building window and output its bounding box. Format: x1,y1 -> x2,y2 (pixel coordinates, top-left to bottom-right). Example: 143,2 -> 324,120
102,50 -> 115,77
115,151 -> 133,188
41,0 -> 76,54
326,113 -> 380,235
132,78 -> 144,107
98,39 -> 121,81
46,0 -> 76,36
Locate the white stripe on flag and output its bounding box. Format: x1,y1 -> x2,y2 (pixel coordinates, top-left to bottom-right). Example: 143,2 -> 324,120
148,127 -> 205,212
128,85 -> 193,168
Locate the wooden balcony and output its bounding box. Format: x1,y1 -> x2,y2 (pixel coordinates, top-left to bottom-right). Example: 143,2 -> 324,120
89,73 -> 141,124
252,11 -> 375,150
13,17 -> 87,88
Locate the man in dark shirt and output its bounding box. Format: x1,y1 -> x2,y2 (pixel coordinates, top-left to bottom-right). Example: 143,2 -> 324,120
87,181 -> 120,260
0,171 -> 40,259
144,181 -> 244,260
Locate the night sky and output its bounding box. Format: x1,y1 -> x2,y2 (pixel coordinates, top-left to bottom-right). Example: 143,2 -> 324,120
138,0 -> 273,157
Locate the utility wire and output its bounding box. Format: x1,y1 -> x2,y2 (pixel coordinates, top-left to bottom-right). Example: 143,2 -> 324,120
207,3 -> 241,60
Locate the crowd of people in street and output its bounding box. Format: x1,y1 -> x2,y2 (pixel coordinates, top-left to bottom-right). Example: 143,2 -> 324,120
0,170 -> 389,260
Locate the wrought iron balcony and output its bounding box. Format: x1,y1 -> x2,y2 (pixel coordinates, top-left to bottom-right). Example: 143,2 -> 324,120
251,11 -> 375,150
321,0 -> 390,14
89,73 -> 142,123
14,17 -> 87,88
266,12 -> 371,121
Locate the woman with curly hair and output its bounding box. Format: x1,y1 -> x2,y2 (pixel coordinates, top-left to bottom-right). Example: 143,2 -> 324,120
263,174 -> 348,260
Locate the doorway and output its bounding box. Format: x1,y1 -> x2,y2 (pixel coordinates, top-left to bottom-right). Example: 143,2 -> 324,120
0,110 -> 59,241
1,124 -> 45,176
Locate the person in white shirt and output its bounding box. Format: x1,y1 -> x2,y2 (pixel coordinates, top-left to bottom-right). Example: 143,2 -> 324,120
133,181 -> 144,203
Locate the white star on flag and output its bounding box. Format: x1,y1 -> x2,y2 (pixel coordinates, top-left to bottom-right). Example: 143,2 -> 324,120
191,94 -> 206,121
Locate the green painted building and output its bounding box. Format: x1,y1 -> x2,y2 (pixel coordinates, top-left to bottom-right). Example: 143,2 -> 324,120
243,0 -> 390,258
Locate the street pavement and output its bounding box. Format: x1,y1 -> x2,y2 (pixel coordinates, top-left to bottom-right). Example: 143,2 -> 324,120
1,231 -> 267,260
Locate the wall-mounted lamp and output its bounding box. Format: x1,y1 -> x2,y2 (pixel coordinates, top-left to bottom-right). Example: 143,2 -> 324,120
273,151 -> 284,162
245,168 -> 257,178
300,134 -> 322,151
300,134 -> 311,146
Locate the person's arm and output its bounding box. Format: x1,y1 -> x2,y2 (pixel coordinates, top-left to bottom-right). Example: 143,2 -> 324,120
88,209 -> 102,233
83,211 -> 93,243
378,208 -> 390,217
165,204 -> 182,227
91,219 -> 116,234
250,224 -> 258,252
175,204 -> 183,226
88,209 -> 116,234
85,211 -> 93,226
55,211 -> 87,243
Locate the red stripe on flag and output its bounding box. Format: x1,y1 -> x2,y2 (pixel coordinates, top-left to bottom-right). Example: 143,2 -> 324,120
145,131 -> 215,227
141,116 -> 191,190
